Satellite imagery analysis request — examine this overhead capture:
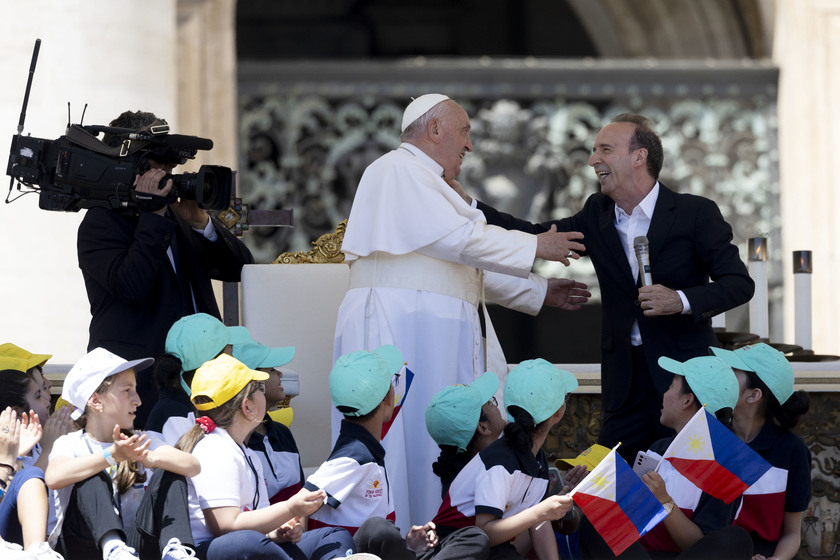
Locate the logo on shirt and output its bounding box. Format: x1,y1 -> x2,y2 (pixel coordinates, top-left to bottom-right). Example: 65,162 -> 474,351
364,478 -> 384,499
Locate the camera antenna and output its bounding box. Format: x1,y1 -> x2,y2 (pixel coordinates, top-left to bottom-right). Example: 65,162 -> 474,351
6,38 -> 41,204
16,38 -> 41,135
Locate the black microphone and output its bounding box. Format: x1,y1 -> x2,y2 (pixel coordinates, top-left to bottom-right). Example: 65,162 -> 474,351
158,134 -> 214,151
633,236 -> 653,286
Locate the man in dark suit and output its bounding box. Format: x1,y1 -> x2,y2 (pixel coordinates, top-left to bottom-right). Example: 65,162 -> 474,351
461,113 -> 753,461
76,110 -> 253,428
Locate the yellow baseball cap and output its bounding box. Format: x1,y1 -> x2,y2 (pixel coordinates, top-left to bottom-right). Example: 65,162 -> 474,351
555,444 -> 611,472
191,354 -> 269,411
0,343 -> 52,373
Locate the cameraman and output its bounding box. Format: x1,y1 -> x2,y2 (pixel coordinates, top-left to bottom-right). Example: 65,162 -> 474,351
76,110 -> 254,428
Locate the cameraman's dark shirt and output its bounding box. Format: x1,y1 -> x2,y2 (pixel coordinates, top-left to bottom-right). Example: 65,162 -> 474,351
77,207 -> 253,426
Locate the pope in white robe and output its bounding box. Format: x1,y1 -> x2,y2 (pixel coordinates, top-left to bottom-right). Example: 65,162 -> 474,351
333,94 -> 588,529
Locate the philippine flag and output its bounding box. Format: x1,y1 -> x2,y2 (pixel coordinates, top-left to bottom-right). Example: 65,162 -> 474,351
571,447 -> 668,555
381,365 -> 414,439
660,407 -> 771,504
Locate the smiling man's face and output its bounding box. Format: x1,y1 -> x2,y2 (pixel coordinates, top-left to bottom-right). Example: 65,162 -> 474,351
433,101 -> 473,180
588,121 -> 640,199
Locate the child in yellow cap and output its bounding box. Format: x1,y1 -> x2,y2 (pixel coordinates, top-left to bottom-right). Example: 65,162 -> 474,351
0,342 -> 73,559
174,354 -> 354,560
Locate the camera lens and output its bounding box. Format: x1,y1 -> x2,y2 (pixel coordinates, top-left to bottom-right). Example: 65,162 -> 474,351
170,165 -> 233,210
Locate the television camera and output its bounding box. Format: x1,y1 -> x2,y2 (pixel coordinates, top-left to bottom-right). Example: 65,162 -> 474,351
6,39 -> 233,213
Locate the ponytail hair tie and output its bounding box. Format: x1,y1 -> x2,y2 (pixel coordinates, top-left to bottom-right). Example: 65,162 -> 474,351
195,416 -> 216,434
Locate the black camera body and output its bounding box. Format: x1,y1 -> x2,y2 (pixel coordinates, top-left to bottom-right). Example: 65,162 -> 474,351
7,122 -> 233,212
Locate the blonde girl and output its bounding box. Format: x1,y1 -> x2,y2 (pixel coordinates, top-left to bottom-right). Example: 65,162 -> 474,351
175,354 -> 355,560
45,348 -> 200,560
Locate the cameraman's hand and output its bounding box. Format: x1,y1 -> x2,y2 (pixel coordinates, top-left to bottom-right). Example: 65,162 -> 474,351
172,199 -> 210,229
134,169 -> 172,216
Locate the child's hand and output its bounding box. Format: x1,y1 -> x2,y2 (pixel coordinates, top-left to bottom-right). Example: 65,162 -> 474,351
110,424 -> 150,463
40,406 -> 74,456
641,471 -> 670,504
560,464 -> 588,493
287,488 -> 327,518
406,521 -> 438,553
0,407 -> 22,465
270,516 -> 303,544
18,410 -> 43,457
535,494 -> 573,522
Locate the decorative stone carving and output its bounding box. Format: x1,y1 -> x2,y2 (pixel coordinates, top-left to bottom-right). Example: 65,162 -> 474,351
238,61 -> 780,332
273,220 -> 347,264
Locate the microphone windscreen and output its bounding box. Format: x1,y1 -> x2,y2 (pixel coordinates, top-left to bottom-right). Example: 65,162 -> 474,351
164,134 -> 214,151
633,235 -> 649,249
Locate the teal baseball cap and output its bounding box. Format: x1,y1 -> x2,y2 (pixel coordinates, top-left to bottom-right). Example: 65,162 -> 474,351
658,355 -> 739,413
330,345 -> 404,416
709,343 -> 794,405
165,313 -> 253,372
504,359 -> 578,424
233,342 -> 295,370
425,371 -> 499,452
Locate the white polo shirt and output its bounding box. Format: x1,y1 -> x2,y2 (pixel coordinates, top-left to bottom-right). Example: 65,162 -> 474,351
187,426 -> 268,543
305,420 -> 395,535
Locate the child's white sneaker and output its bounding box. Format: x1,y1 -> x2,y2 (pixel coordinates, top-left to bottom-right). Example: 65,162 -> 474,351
0,534 -> 36,559
161,537 -> 195,560
103,541 -> 138,560
26,542 -> 64,560
345,555 -> 382,559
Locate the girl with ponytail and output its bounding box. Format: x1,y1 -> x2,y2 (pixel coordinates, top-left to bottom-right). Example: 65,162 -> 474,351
432,359 -> 577,559
711,343 -> 811,560
175,354 -> 354,560
425,372 -> 505,498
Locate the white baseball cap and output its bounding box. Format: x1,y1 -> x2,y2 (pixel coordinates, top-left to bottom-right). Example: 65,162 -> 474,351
62,348 -> 154,420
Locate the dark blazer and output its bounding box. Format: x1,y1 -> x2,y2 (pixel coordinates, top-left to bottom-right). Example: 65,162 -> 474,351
478,184 -> 754,411
77,206 -> 254,361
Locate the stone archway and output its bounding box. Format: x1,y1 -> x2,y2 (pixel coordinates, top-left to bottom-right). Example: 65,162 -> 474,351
566,0 -> 772,58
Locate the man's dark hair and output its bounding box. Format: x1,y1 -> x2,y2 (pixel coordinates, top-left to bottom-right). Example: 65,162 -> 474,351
102,110 -> 159,147
611,113 -> 664,180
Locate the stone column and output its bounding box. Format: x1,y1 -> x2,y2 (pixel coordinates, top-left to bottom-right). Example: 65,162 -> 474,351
0,0 -> 180,363
774,0 -> 840,355
175,0 -> 238,170
175,0 -> 239,314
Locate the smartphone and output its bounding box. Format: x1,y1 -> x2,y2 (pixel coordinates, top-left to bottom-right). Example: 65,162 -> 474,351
632,450 -> 660,476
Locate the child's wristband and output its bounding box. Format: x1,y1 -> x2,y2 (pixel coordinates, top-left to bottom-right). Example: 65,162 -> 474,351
103,447 -> 117,466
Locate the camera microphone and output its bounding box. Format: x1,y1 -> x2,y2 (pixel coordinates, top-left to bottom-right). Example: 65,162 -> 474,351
633,236 -> 653,287
162,134 -> 213,151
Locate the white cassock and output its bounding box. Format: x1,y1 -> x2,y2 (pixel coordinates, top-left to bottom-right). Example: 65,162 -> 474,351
333,142 -> 548,529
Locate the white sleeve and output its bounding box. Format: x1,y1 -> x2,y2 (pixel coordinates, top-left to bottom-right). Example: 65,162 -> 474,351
195,218 -> 218,241
474,464 -> 513,518
161,413 -> 196,445
192,441 -> 246,510
484,271 -> 547,315
139,432 -> 167,452
306,457 -> 371,508
416,220 -> 537,279
49,431 -> 83,461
